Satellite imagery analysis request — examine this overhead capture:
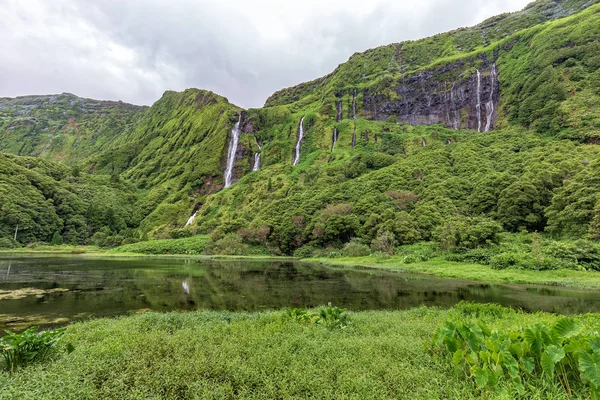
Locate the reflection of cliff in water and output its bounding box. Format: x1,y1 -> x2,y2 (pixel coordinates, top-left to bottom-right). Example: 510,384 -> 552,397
3,256 -> 600,332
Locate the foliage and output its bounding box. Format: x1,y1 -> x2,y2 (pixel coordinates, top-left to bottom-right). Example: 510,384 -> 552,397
434,216 -> 502,251
343,239 -> 371,257
2,305 -> 599,398
116,235 -> 210,255
1,327 -> 68,372
203,234 -> 249,256
285,303 -> 350,330
432,315 -> 600,398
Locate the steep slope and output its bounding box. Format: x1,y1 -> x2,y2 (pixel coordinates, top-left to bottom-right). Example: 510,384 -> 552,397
253,0 -> 600,161
2,0 -> 600,250
0,93 -> 147,162
87,89 -> 249,238
0,153 -> 138,246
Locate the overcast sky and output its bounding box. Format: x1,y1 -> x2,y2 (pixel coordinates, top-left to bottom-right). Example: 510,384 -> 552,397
0,0 -> 531,108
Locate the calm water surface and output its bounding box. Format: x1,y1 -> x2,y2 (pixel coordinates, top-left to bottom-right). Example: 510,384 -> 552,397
1,254 -> 600,331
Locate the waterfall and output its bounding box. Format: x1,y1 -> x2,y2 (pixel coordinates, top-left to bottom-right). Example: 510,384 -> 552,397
335,101 -> 342,122
224,114 -> 242,188
484,64 -> 497,132
293,117 -> 305,166
352,124 -> 357,149
422,138 -> 426,147
331,127 -> 338,152
252,153 -> 261,171
185,211 -> 197,227
476,69 -> 482,132
252,137 -> 262,171
352,89 -> 357,119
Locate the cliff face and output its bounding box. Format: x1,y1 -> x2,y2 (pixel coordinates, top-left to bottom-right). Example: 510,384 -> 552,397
362,58 -> 500,131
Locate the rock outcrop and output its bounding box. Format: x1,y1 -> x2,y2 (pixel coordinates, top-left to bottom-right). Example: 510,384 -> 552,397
362,57 -> 500,131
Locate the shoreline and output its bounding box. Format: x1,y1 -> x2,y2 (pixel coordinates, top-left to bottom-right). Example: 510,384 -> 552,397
306,256 -> 600,291
3,249 -> 600,290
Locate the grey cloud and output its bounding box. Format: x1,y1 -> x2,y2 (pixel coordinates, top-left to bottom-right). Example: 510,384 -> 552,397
0,0 -> 530,108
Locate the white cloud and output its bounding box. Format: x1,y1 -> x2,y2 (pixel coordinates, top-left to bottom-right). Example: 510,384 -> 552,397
0,0 -> 532,108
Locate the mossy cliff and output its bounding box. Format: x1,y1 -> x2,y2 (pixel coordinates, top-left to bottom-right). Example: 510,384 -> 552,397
2,0 -> 600,250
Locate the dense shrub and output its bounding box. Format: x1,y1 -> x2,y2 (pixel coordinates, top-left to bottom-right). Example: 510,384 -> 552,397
203,234 -> 248,256
434,217 -> 502,251
343,239 -> 371,257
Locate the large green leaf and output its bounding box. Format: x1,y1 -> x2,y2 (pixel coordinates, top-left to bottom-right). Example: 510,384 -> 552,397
541,353 -> 555,379
579,351 -> 600,387
472,367 -> 490,388
521,356 -> 535,374
546,345 -> 566,364
553,318 -> 580,339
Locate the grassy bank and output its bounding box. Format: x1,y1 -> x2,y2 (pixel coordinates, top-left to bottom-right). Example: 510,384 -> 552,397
309,257 -> 600,290
2,305 -> 596,399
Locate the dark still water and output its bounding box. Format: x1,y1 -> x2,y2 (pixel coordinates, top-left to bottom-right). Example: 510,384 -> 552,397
1,255 -> 600,331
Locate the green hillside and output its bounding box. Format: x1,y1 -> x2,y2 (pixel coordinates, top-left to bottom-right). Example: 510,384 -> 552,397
0,93 -> 146,163
1,0 -> 600,256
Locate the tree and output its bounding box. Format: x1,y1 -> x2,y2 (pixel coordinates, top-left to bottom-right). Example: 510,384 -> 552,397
51,231 -> 63,246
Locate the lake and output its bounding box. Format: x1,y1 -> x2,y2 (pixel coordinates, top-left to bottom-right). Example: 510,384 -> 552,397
1,254 -> 600,331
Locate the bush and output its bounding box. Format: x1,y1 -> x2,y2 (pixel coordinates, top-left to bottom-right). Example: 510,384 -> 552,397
0,237 -> 20,249
89,231 -> 108,247
116,235 -> 210,255
50,232 -> 63,246
293,244 -> 317,259
395,242 -> 436,263
343,239 -> 371,257
371,231 -> 396,255
545,240 -> 600,271
489,252 -> 519,270
435,216 -> 502,251
203,234 -> 248,256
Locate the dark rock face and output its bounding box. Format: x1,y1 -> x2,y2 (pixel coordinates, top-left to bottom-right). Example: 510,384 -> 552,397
362,59 -> 500,131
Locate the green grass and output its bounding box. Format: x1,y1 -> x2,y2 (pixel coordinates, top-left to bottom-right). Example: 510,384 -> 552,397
308,257 -> 600,290
1,305 -> 593,399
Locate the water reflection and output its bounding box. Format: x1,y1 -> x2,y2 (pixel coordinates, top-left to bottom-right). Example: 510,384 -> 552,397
0,255 -> 599,331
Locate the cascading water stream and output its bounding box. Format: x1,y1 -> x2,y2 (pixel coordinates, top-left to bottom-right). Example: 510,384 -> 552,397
484,64 -> 497,132
185,211 -> 197,227
335,101 -> 342,122
224,115 -> 242,188
252,137 -> 262,172
476,69 -> 482,132
293,117 -> 305,166
252,153 -> 261,171
352,88 -> 357,119
331,128 -> 338,152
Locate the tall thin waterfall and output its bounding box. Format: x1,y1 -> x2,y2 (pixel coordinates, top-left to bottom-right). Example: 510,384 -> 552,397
335,101 -> 342,122
252,138 -> 262,171
293,117 -> 305,166
252,153 -> 261,171
224,115 -> 242,188
352,88 -> 357,119
185,211 -> 197,227
476,69 -> 482,132
331,127 -> 338,152
484,64 -> 497,132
